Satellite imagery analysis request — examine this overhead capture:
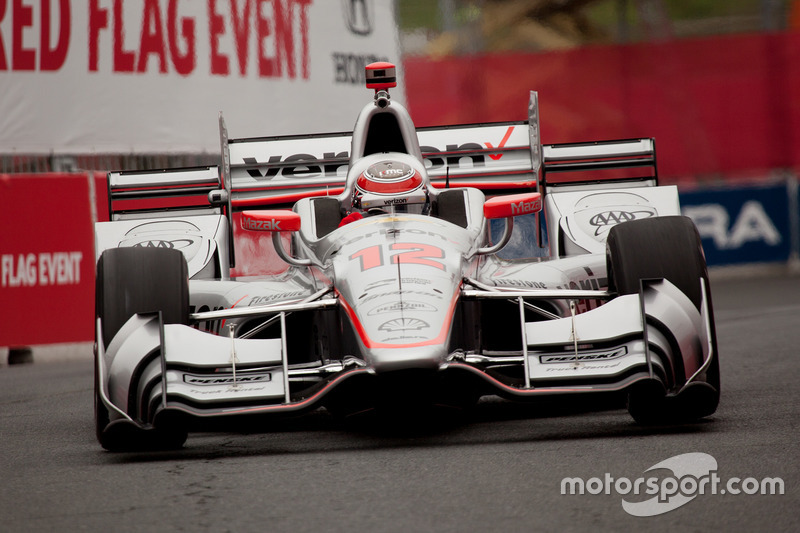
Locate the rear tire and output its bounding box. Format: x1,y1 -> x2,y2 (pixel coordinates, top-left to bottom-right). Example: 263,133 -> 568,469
95,247 -> 190,451
606,216 -> 720,423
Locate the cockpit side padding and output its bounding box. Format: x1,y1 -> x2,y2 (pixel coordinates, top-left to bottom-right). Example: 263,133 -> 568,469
312,197 -> 343,237
434,189 -> 469,228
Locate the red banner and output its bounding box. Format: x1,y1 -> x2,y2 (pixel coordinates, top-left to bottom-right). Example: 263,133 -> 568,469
404,32 -> 800,181
0,173 -> 97,345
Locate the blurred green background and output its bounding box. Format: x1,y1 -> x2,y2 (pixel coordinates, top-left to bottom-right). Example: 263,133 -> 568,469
397,0 -> 795,56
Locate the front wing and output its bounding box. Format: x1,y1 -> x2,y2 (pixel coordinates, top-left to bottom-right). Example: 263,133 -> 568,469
97,277 -> 715,434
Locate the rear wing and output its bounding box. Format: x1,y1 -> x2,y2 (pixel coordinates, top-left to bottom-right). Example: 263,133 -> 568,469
224,92 -> 657,207
541,138 -> 657,188
226,92 -> 545,207
106,166 -> 222,221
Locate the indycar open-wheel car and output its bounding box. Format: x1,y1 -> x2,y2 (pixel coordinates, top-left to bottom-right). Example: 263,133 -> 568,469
93,62 -> 720,451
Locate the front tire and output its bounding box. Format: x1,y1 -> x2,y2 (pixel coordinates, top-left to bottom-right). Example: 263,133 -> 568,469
606,216 -> 720,424
95,247 -> 190,451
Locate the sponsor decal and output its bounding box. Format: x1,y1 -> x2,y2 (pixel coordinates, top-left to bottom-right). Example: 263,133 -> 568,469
511,197 -> 542,216
400,277 -> 432,286
361,290 -> 442,304
492,279 -> 547,289
239,133 -> 516,180
248,291 -> 307,306
243,153 -> 348,179
183,372 -> 272,385
380,335 -> 428,342
540,346 -> 627,364
555,277 -> 607,291
1,252 -> 83,288
379,168 -> 407,179
379,318 -> 430,332
243,217 -> 282,231
484,126 -> 514,160
572,193 -> 657,238
368,300 -> 437,316
131,239 -> 194,249
383,198 -> 408,206
542,361 -> 621,372
188,386 -> 268,395
588,209 -> 655,235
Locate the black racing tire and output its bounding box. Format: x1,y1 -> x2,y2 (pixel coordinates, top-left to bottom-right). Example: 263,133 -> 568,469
606,216 -> 720,424
94,247 -> 190,451
96,247 -> 190,349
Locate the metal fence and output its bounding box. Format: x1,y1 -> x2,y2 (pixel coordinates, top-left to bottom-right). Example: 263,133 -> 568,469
1,153 -> 219,174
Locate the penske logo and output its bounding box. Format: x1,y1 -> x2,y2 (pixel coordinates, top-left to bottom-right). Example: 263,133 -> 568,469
183,373 -> 272,385
540,346 -> 628,364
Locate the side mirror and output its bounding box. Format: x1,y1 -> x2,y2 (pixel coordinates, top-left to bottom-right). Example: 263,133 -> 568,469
241,210 -> 302,232
483,192 -> 542,219
240,210 -> 310,266
477,192 -> 542,255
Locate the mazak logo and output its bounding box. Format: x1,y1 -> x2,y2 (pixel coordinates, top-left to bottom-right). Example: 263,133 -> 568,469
511,198 -> 541,216
243,218 -> 282,231
561,453 -> 784,517
540,346 -> 627,364
342,0 -> 373,35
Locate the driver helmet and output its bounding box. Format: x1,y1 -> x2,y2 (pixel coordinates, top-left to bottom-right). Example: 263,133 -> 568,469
352,160 -> 428,215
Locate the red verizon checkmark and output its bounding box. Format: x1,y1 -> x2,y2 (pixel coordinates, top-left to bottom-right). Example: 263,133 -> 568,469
484,126 -> 514,160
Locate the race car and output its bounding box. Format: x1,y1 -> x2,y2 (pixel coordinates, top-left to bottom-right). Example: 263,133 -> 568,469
94,62 -> 719,451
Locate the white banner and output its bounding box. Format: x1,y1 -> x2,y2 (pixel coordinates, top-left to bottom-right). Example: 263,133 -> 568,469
0,0 -> 401,153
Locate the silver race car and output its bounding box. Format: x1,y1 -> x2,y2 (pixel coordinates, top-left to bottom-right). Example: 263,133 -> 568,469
94,62 -> 719,451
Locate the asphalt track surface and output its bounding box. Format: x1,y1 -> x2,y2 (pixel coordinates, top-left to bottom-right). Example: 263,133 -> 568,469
1,271 -> 798,532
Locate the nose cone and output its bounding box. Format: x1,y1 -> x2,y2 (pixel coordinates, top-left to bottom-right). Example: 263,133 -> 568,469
366,344 -> 449,374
